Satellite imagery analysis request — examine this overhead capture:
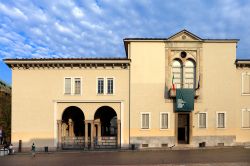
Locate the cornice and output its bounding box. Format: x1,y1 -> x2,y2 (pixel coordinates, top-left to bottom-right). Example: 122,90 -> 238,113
235,59 -> 250,68
4,59 -> 131,70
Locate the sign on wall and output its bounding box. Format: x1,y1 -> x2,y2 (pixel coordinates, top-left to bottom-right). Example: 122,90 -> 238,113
175,89 -> 194,112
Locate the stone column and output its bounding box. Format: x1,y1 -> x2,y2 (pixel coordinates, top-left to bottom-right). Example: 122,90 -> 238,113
98,123 -> 101,142
85,121 -> 88,148
57,120 -> 62,149
93,125 -> 96,138
90,120 -> 94,148
117,119 -> 121,147
68,119 -> 73,137
94,119 -> 101,142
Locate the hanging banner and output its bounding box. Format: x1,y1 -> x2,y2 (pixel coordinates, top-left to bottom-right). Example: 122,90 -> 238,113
175,89 -> 194,112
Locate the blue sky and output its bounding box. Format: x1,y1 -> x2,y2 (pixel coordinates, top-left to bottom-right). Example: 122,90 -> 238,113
1,0 -> 250,85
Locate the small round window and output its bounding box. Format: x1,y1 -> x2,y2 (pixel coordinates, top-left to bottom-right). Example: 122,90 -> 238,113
180,51 -> 187,58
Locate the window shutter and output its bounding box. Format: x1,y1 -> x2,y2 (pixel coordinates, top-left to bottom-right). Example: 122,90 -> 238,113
146,114 -> 149,128
65,78 -> 71,94
218,113 -> 225,128
243,73 -> 250,94
161,113 -> 168,129
74,78 -> 81,94
242,109 -> 250,128
199,113 -> 206,128
142,113 -> 149,129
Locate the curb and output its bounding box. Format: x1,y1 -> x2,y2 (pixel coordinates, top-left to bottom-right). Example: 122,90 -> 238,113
8,146 -> 248,155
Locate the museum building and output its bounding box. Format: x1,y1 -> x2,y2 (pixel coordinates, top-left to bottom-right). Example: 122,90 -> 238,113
4,30 -> 250,150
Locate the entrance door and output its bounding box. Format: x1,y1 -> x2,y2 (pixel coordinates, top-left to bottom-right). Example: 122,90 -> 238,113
177,113 -> 190,144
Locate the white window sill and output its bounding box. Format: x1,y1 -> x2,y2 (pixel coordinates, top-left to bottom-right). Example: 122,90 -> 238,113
241,127 -> 250,129
140,128 -> 151,131
216,127 -> 226,129
96,93 -> 115,96
64,94 -> 82,96
96,93 -> 105,96
241,93 -> 250,96
106,93 -> 115,96
160,128 -> 169,131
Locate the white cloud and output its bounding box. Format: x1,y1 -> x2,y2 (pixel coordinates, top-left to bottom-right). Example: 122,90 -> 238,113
0,3 -> 28,20
30,28 -> 43,36
0,0 -> 250,61
72,7 -> 85,18
55,22 -> 72,33
90,3 -> 102,14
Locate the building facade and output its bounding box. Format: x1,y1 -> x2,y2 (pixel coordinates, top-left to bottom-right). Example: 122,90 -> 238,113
0,80 -> 11,144
4,30 -> 250,150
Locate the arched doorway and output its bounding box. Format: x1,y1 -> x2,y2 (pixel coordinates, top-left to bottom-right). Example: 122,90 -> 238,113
94,106 -> 119,148
61,106 -> 85,149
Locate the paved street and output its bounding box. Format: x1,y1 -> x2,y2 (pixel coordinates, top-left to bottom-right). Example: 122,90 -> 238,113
0,147 -> 250,166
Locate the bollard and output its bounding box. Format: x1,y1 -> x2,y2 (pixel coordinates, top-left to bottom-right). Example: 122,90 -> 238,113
131,144 -> 135,150
44,146 -> 48,152
18,140 -> 22,152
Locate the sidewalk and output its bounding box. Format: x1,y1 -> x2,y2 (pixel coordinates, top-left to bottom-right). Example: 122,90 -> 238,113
9,145 -> 249,155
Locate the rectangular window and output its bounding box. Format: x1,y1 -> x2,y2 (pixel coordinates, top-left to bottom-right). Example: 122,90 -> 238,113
217,112 -> 226,128
65,78 -> 71,94
107,78 -> 114,94
242,72 -> 250,95
198,113 -> 207,128
242,109 -> 250,128
160,112 -> 169,129
97,78 -> 104,94
141,113 -> 150,129
74,78 -> 81,94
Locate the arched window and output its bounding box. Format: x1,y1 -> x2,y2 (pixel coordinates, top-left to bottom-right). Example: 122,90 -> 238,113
172,59 -> 182,89
184,60 -> 196,89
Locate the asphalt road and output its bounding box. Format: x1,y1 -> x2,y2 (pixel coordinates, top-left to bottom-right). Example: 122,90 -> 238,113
0,147 -> 250,166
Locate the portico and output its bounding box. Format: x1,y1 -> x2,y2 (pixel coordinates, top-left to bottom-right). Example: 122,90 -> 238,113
55,101 -> 123,149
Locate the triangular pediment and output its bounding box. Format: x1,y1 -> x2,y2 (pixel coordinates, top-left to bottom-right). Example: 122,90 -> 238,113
167,29 -> 203,41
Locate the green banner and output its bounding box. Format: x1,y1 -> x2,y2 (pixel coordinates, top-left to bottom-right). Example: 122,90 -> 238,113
175,89 -> 194,112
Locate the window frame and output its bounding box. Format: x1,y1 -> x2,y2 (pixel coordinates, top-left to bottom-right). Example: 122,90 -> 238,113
241,108 -> 250,129
64,77 -> 82,95
140,112 -> 151,130
172,59 -> 183,89
184,59 -> 196,89
97,77 -> 105,95
64,77 -> 72,95
106,77 -> 115,95
241,72 -> 250,96
216,112 -> 226,129
198,112 -> 207,129
160,112 -> 170,130
171,58 -> 196,89
74,77 -> 82,95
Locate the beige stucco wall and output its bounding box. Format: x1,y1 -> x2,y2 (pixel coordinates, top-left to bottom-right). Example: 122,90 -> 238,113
11,67 -> 129,148
235,67 -> 250,142
193,43 -> 237,135
128,39 -> 250,146
129,42 -> 175,137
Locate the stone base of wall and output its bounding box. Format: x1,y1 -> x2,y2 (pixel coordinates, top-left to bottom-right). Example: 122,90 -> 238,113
130,136 -> 175,148
234,142 -> 250,146
130,135 -> 239,148
191,135 -> 236,147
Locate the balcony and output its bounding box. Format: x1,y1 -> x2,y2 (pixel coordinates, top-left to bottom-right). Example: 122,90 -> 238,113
169,88 -> 200,98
